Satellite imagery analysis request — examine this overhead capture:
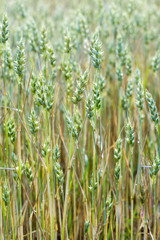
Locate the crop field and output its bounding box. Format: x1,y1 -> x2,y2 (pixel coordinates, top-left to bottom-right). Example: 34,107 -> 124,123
1,0 -> 160,239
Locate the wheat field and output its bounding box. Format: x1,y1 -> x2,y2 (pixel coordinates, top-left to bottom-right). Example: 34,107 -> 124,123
0,0 -> 160,239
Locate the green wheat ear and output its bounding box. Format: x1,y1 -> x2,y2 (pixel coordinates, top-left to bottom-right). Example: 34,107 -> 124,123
106,193 -> 113,219
89,33 -> 103,69
116,65 -> 123,84
42,138 -> 51,158
7,118 -> 16,144
126,79 -> 133,98
72,70 -> 88,104
13,161 -> 25,182
53,145 -> 64,193
116,35 -> 127,66
121,94 -> 128,111
86,95 -> 95,130
114,161 -> 120,186
136,81 -> 144,112
30,73 -> 37,94
114,137 -> 122,186
126,55 -> 132,76
1,14 -> 9,44
134,68 -> 141,85
53,144 -> 60,161
40,27 -> 48,57
2,183 -> 10,207
114,138 -> 122,162
48,46 -> 56,68
93,82 -> 101,111
73,107 -> 82,134
5,47 -> 14,70
99,75 -> 106,93
64,31 -> 72,54
60,61 -> 73,96
126,121 -> 135,147
152,52 -> 160,73
14,39 -> 25,82
66,110 -> 81,140
150,156 -> 160,179
28,110 -> 40,136
146,90 -> 159,126
25,161 -> 33,186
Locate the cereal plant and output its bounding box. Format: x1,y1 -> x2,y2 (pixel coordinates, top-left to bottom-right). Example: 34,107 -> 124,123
1,0 -> 160,239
